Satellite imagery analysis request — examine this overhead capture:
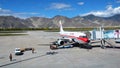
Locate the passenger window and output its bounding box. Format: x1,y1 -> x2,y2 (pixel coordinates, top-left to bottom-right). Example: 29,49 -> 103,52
79,36 -> 87,38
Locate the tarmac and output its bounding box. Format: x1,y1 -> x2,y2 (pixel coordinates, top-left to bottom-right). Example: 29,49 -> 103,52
0,31 -> 120,68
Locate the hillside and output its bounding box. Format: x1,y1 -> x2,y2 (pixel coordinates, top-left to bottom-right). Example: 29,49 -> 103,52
0,14 -> 120,28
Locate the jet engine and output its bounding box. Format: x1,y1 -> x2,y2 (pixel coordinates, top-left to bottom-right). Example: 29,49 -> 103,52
57,39 -> 64,45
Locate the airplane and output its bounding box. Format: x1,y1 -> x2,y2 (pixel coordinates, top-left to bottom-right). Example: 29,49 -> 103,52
59,20 -> 90,44
50,21 -> 120,50
50,20 -> 91,49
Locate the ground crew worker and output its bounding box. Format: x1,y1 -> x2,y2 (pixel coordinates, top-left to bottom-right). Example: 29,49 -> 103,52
9,53 -> 12,61
32,48 -> 35,53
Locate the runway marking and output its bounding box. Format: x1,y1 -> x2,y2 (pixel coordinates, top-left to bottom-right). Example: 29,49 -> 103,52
0,51 -> 58,67
0,54 -> 46,67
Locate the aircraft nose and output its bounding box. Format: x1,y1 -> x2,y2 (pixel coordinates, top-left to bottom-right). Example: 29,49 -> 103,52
84,38 -> 90,43
87,39 -> 90,43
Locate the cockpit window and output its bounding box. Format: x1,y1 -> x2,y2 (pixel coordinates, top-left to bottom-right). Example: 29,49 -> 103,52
79,36 -> 87,38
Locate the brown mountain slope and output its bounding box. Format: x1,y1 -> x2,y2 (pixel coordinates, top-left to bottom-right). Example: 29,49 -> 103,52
0,14 -> 120,28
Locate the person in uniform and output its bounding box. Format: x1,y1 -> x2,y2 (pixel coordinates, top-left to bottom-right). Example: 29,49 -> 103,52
32,48 -> 35,53
9,53 -> 12,61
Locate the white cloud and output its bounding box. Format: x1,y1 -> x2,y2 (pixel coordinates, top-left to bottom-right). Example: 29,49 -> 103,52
49,3 -> 71,10
14,12 -> 40,15
0,8 -> 12,16
0,8 -> 11,14
0,8 -> 40,18
78,2 -> 84,5
13,12 -> 40,18
81,6 -> 120,17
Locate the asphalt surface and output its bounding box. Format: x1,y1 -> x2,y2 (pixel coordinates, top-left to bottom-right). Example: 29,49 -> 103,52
0,31 -> 120,68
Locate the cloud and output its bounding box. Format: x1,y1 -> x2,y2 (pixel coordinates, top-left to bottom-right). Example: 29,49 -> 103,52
116,0 -> 120,3
0,8 -> 41,18
0,8 -> 12,16
14,12 -> 40,15
81,6 -> 120,17
13,12 -> 40,18
49,3 -> 71,10
13,12 -> 41,19
78,2 -> 84,5
0,8 -> 11,14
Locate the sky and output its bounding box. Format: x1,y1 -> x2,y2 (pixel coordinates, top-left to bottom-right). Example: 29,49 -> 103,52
0,0 -> 120,18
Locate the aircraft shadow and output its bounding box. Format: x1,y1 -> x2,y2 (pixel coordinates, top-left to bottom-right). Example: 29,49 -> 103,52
92,45 -> 120,49
72,42 -> 120,49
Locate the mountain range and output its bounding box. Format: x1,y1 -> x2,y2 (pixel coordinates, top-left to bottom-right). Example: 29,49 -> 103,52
0,14 -> 120,28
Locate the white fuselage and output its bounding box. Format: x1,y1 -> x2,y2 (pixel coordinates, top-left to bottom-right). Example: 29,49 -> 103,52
60,31 -> 86,38
59,20 -> 89,44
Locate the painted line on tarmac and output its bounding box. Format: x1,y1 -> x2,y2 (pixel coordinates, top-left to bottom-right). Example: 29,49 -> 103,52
0,54 -> 47,67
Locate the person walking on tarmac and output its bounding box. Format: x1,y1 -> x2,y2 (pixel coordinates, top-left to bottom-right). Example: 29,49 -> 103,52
32,48 -> 35,53
9,53 -> 12,61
